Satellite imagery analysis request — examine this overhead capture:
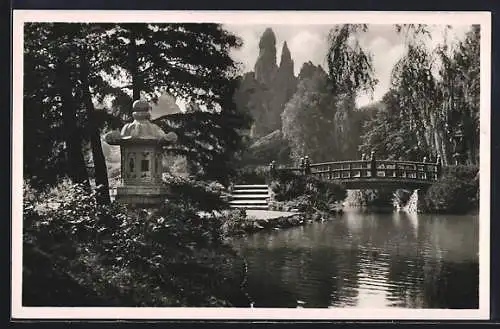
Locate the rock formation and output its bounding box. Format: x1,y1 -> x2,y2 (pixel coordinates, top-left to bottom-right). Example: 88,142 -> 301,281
278,41 -> 294,79
235,28 -> 298,138
235,29 -> 373,167
254,28 -> 278,86
271,41 -> 297,130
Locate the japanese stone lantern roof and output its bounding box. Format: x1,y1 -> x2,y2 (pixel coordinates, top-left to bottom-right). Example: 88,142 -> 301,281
104,100 -> 177,146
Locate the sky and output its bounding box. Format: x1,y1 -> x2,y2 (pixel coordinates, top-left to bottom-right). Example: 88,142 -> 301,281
224,24 -> 473,107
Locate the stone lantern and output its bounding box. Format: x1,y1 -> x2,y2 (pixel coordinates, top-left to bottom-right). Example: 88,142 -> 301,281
104,100 -> 178,206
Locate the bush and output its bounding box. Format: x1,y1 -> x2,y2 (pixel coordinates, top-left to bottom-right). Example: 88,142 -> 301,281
270,171 -> 346,212
23,179 -> 249,307
239,130 -> 292,167
218,209 -> 250,237
424,165 -> 479,214
269,195 -> 315,212
165,174 -> 229,211
232,165 -> 270,184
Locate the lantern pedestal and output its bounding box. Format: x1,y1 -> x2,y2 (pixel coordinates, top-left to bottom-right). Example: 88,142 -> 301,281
115,185 -> 171,206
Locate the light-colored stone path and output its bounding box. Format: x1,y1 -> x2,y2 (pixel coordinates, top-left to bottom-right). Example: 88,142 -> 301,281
244,209 -> 299,220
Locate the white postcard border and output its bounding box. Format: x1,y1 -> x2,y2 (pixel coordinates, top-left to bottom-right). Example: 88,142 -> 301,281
11,10 -> 492,320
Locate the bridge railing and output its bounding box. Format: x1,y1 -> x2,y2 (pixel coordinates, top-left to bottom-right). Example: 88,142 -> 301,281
310,160 -> 440,182
269,154 -> 442,184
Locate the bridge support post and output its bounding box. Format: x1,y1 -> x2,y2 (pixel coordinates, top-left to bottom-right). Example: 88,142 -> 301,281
436,155 -> 442,179
269,160 -> 277,180
299,157 -> 305,175
370,150 -> 376,178
304,156 -> 311,175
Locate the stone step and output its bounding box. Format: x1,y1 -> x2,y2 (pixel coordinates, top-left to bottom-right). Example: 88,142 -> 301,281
229,204 -> 270,210
229,199 -> 268,205
231,189 -> 270,194
229,184 -> 270,210
231,194 -> 269,199
233,184 -> 269,189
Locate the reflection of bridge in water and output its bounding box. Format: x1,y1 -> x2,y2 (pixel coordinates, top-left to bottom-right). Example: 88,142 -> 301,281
270,153 -> 442,190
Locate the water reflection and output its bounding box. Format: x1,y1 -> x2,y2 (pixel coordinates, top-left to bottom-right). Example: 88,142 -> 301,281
232,210 -> 479,309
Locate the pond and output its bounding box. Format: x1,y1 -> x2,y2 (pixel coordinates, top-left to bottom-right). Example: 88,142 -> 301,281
231,210 -> 479,309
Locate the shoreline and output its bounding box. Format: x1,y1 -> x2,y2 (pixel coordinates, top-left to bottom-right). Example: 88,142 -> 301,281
223,204 -> 480,239
223,209 -> 342,238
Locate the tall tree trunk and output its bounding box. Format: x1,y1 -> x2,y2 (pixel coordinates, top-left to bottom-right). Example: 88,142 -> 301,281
430,111 -> 448,164
129,28 -> 141,108
80,50 -> 111,205
437,130 -> 449,165
57,58 -> 90,187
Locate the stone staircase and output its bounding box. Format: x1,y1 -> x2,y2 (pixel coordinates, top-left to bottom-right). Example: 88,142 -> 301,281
229,184 -> 270,210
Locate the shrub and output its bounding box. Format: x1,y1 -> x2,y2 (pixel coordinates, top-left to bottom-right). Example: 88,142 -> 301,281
270,171 -> 346,212
270,170 -> 306,200
164,174 -> 229,211
424,165 -> 479,214
23,178 -> 248,307
269,195 -> 315,213
218,209 -> 250,237
232,165 -> 270,184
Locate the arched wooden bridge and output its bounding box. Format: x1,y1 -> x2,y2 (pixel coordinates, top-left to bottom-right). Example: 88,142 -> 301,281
270,154 -> 442,190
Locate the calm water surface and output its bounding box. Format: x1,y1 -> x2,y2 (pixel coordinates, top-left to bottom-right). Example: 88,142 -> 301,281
231,210 -> 479,309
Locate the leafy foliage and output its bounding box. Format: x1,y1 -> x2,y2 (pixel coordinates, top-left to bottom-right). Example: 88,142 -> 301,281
270,171 -> 346,213
218,208 -> 307,235
281,69 -> 335,160
24,22 -> 249,191
232,165 -> 270,185
239,130 -> 292,168
395,24 -> 432,43
218,209 -> 250,237
436,25 -> 480,165
101,23 -> 243,111
390,42 -> 441,160
361,25 -> 480,166
326,25 -> 378,96
281,65 -> 367,162
23,180 -> 249,307
154,110 -> 250,185
164,174 -> 230,212
279,25 -> 378,164
359,90 -> 426,161
24,23 -> 95,188
103,23 -> 251,184
423,165 -> 479,214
